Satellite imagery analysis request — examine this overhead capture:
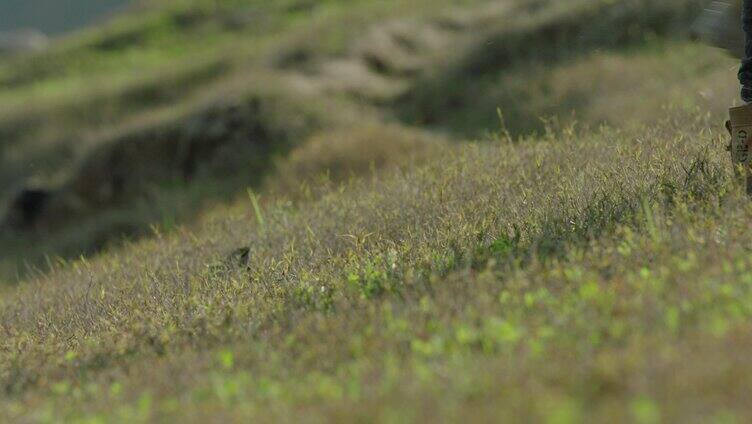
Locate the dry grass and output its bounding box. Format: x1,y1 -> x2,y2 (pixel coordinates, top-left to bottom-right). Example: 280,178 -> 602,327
2,0 -> 751,421
0,110 -> 742,422
266,123 -> 447,197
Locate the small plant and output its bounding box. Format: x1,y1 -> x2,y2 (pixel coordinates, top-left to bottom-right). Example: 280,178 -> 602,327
347,262 -> 391,300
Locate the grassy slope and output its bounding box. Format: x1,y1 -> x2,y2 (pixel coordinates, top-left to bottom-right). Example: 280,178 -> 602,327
0,0 -> 496,277
4,0 -> 752,421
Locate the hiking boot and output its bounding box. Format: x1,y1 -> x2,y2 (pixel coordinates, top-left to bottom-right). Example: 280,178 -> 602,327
728,103 -> 752,194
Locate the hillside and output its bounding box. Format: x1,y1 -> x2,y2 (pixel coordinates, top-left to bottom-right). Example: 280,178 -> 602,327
2,0 -> 752,421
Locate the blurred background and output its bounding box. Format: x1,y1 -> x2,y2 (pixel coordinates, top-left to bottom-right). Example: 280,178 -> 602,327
0,0 -> 740,281
0,0 -> 129,35
0,0 -> 130,55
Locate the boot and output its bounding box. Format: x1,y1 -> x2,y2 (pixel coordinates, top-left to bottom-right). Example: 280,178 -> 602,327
728,103 -> 752,194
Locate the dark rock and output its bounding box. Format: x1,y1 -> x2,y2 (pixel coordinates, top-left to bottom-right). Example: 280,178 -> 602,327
229,246 -> 251,267
4,188 -> 52,229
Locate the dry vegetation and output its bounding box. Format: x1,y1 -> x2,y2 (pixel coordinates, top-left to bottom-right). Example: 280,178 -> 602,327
2,0 -> 751,421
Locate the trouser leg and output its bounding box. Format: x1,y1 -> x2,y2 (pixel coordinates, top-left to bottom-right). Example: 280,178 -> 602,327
740,0 -> 752,102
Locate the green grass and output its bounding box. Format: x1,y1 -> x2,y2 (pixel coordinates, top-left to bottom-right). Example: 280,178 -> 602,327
3,0 -> 752,421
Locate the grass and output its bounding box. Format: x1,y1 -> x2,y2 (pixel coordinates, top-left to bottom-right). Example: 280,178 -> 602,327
0,0 -> 497,272
399,41 -> 736,137
3,0 -> 752,421
1,113 -> 743,422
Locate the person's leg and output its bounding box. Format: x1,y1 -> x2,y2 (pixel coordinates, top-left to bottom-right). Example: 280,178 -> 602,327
740,0 -> 752,102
